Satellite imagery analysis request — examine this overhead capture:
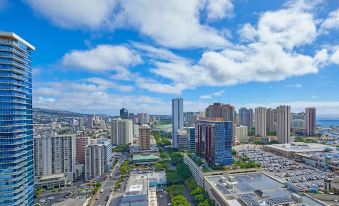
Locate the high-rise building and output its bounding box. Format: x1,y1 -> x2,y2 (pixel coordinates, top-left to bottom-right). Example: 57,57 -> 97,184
277,105 -> 291,143
255,107 -> 266,137
235,125 -> 249,143
85,139 -> 112,179
172,98 -> 183,148
33,134 -> 76,182
96,138 -> 112,172
239,107 -> 253,131
120,108 -> 129,119
305,107 -> 316,136
206,103 -> 235,144
0,32 -> 35,205
184,112 -> 195,127
185,127 -> 195,152
137,113 -> 149,125
111,118 -> 133,145
291,112 -> 305,131
76,136 -> 89,165
177,129 -> 188,150
206,103 -> 222,118
266,108 -> 276,132
196,119 -> 232,166
139,125 -> 151,150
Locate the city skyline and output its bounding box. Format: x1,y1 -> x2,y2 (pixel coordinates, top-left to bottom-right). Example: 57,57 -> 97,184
1,0 -> 339,117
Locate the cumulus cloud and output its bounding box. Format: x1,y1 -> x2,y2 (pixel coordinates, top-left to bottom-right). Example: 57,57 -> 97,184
61,45 -> 142,79
26,0 -> 230,48
203,0 -> 234,20
254,5 -> 317,49
26,0 -> 116,28
115,0 -> 229,48
320,8 -> 339,33
330,47 -> 339,64
143,0 -> 334,94
33,81 -> 171,114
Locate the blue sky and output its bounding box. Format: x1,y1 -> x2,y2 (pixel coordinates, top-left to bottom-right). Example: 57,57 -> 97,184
1,0 -> 339,116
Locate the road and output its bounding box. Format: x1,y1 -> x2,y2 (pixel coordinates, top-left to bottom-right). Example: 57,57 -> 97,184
183,186 -> 195,206
93,155 -> 125,206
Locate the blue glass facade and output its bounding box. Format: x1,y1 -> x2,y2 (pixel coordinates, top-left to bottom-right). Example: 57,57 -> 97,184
196,119 -> 233,166
0,33 -> 34,206
186,127 -> 195,152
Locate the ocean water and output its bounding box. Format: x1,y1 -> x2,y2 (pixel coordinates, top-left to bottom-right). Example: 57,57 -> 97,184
317,119 -> 339,127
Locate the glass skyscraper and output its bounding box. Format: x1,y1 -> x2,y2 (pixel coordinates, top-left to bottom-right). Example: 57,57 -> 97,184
0,32 -> 35,205
196,119 -> 233,166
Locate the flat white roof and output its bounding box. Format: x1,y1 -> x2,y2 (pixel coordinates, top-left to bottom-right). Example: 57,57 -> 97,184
265,143 -> 334,152
0,32 -> 35,50
129,184 -> 143,192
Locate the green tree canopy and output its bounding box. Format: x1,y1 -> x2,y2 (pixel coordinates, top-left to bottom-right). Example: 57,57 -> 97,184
172,195 -> 190,206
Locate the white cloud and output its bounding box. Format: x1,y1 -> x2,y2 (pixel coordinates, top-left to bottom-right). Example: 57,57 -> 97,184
33,81 -> 171,114
199,89 -> 224,99
203,0 -> 233,20
135,76 -> 187,95
320,8 -> 339,33
131,42 -> 188,62
26,0 -> 230,48
238,23 -> 257,42
143,1 -> 327,94
115,0 -> 229,48
213,90 -> 225,96
199,95 -> 211,99
256,5 -> 317,49
26,0 -> 116,28
330,47 -> 339,64
85,77 -> 134,92
61,45 -> 142,79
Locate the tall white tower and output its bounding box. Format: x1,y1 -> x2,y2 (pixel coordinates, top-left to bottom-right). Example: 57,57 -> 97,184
172,98 -> 183,148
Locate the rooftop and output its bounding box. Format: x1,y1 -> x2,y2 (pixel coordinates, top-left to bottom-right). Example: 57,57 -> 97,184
124,174 -> 148,195
0,32 -> 35,50
265,142 -> 335,153
132,154 -> 159,161
39,173 -> 65,180
205,172 -> 325,206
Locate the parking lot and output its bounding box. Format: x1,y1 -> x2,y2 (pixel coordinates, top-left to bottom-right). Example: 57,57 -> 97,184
235,145 -> 335,192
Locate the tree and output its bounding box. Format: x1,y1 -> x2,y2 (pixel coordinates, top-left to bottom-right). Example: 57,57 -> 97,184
194,194 -> 204,202
160,152 -> 170,160
172,195 -> 190,206
166,169 -> 181,185
176,163 -> 191,179
170,152 -> 183,164
167,185 -> 184,197
198,199 -> 211,206
154,162 -> 168,171
185,177 -> 198,190
191,187 -> 203,196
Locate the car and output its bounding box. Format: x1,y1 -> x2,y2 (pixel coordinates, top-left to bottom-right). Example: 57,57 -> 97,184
40,199 -> 46,203
100,189 -> 104,193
